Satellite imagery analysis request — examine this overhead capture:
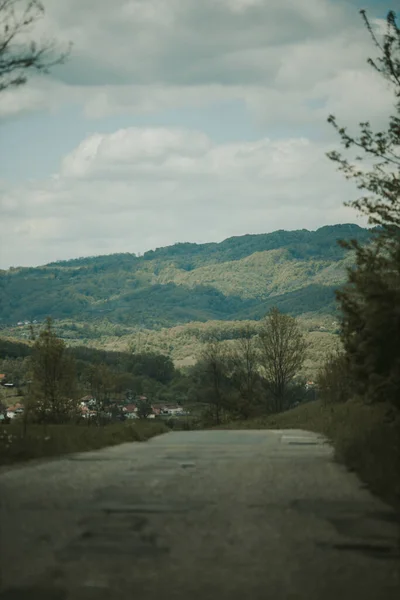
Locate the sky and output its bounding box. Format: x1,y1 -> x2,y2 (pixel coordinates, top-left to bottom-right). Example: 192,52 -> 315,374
0,0 -> 395,268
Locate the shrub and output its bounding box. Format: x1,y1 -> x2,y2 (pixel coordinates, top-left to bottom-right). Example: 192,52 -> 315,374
316,350 -> 352,405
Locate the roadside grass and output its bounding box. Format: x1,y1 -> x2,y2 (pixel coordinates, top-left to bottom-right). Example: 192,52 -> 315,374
216,399 -> 400,512
0,420 -> 169,466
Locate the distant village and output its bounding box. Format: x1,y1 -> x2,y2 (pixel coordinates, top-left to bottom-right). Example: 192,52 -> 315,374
0,373 -> 189,422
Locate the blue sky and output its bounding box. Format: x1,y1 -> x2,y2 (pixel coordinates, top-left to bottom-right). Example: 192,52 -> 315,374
0,0 -> 395,268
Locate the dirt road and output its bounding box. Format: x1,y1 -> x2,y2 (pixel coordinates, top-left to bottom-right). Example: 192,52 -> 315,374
0,429 -> 399,599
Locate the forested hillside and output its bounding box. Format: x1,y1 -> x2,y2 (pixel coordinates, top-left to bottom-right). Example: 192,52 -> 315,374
0,224 -> 372,329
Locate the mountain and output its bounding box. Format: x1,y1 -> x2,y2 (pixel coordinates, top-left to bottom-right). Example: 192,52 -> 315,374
0,224 -> 373,329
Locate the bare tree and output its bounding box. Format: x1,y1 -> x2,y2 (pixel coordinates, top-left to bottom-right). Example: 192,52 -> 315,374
258,307 -> 307,413
0,0 -> 71,93
228,324 -> 262,419
197,337 -> 230,425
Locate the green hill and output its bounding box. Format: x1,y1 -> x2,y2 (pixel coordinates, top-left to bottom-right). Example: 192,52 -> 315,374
0,224 -> 373,330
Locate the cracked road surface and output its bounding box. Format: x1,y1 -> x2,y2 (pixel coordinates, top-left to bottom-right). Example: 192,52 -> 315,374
0,429 -> 399,599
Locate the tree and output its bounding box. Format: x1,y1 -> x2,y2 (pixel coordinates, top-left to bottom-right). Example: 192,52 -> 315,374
258,307 -> 307,413
194,337 -> 231,425
228,324 -> 263,419
326,10 -> 399,233
85,362 -> 115,424
136,397 -> 153,419
28,317 -> 79,423
326,10 -> 400,409
0,0 -> 71,93
316,348 -> 352,405
335,239 -> 400,407
128,352 -> 175,384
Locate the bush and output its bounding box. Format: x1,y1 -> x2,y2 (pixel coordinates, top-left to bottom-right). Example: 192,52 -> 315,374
316,350 -> 352,405
162,416 -> 202,431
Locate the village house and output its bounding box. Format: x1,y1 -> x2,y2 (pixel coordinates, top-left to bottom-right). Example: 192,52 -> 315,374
76,396 -> 187,420
124,404 -> 138,419
156,404 -> 187,416
5,402 -> 24,419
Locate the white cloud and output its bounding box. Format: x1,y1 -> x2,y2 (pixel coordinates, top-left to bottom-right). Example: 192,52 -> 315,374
0,1 -> 392,268
0,126 -> 367,268
0,0 -> 393,128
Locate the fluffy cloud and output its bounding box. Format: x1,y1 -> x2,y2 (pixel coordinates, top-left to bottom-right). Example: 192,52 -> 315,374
0,0 -> 392,268
0,126 -> 366,268
0,0 -> 393,127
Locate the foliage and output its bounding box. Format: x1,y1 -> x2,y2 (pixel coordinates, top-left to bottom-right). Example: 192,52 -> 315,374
186,309 -> 307,423
192,338 -> 232,426
0,337 -> 31,358
0,225 -> 373,329
136,397 -> 153,419
336,240 -> 400,408
226,324 -> 264,419
258,308 -> 307,412
0,325 -> 194,422
28,318 -> 79,424
316,349 -> 352,405
327,9 -> 400,411
327,10 -> 399,231
0,0 -> 71,92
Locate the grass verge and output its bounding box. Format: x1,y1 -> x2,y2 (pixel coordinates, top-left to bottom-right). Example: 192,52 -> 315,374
217,399 -> 400,512
0,420 -> 169,466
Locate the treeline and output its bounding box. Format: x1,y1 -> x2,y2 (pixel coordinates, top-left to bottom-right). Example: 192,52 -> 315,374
0,225 -> 371,328
141,224 -> 372,267
0,329 -> 186,413
0,277 -> 338,329
188,308 -> 311,424
1,308 -> 314,427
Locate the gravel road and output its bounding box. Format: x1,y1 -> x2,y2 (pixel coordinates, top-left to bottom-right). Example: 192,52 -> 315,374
0,429 -> 399,599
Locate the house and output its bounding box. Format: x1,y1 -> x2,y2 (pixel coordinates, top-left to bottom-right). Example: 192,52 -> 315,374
80,395 -> 96,405
5,403 -> 24,419
125,404 -> 138,419
79,396 -> 97,408
7,402 -> 23,411
158,405 -> 185,416
80,405 -> 90,417
124,403 -> 160,419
